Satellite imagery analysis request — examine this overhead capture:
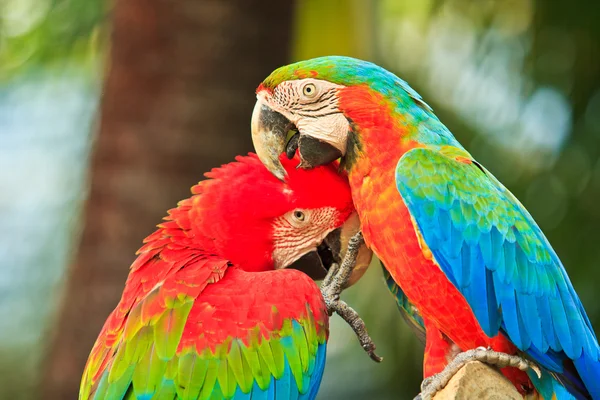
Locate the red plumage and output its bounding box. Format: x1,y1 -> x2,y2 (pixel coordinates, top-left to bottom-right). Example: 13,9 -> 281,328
338,86 -> 533,393
80,153 -> 354,399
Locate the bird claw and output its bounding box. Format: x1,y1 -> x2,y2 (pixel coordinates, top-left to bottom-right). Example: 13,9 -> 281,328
321,262 -> 339,288
415,347 -> 541,400
320,232 -> 382,363
419,376 -> 434,392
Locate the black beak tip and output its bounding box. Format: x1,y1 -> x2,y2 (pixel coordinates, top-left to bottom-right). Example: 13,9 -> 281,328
286,133 -> 300,160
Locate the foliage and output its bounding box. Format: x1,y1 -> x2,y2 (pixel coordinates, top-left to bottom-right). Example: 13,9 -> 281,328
0,0 -> 105,79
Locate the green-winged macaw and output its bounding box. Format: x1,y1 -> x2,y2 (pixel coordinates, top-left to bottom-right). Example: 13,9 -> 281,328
79,153 -> 372,400
251,56 -> 599,399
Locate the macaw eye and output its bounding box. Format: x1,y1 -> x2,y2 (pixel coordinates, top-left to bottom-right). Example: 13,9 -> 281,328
293,210 -> 306,222
302,83 -> 317,98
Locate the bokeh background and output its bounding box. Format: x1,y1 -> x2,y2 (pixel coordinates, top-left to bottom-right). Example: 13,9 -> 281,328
1,0 -> 599,398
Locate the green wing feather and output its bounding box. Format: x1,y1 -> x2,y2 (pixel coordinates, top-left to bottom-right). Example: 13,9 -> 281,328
80,256 -> 328,400
394,145 -> 600,395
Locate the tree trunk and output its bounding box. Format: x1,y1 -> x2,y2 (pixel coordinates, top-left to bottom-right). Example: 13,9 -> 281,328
39,1 -> 294,398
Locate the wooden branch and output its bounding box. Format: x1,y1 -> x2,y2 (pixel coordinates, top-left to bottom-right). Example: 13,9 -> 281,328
432,361 -> 521,400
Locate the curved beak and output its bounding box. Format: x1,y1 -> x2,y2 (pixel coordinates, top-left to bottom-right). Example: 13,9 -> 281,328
287,213 -> 372,286
251,100 -> 290,180
252,98 -> 343,179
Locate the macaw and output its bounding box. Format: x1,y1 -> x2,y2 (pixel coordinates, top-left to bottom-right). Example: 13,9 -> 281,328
79,153 -> 372,400
251,56 -> 600,399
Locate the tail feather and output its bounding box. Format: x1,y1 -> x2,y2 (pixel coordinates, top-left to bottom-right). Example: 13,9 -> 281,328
574,353 -> 600,399
528,369 -> 579,400
525,340 -> 594,399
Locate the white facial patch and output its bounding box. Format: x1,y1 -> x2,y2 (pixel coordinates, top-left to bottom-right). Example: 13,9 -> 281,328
296,113 -> 349,155
261,79 -> 350,155
271,207 -> 338,269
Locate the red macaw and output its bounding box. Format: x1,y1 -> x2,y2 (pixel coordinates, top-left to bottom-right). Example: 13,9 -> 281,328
79,153 -> 372,400
252,56 -> 599,399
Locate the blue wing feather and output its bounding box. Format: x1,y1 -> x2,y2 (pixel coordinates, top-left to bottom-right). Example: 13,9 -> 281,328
395,146 -> 600,398
275,359 -> 293,400
301,344 -> 326,400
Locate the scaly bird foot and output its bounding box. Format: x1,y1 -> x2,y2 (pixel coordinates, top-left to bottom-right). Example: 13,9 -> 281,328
321,291 -> 382,362
414,347 -> 541,400
320,232 -> 382,363
321,262 -> 339,288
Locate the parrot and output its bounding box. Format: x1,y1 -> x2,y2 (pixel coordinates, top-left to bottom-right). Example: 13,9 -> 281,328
250,56 -> 600,399
79,152 -> 373,400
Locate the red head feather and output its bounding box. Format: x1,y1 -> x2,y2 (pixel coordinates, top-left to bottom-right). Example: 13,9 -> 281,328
165,153 -> 353,272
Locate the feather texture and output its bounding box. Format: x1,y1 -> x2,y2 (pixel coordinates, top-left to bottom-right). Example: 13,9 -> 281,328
395,145 -> 600,397
258,55 -> 600,398
80,256 -> 328,400
79,154 -> 355,399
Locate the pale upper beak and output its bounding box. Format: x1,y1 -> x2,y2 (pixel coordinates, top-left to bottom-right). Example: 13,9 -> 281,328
251,96 -> 344,181
251,99 -> 290,180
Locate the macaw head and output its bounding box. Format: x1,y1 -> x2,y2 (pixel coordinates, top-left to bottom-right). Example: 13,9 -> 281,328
251,56 -> 433,177
192,153 -> 372,284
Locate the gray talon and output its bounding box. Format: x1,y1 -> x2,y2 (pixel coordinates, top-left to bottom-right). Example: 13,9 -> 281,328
321,262 -> 339,287
420,376 -> 434,392
320,232 -> 382,362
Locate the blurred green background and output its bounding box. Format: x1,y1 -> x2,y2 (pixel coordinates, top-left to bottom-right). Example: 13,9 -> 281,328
1,0 -> 599,399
